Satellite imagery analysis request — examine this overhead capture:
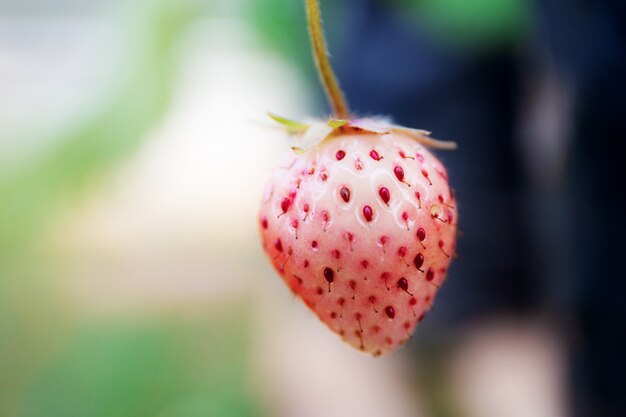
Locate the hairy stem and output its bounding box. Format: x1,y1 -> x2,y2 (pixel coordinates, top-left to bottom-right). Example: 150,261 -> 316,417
306,0 -> 350,119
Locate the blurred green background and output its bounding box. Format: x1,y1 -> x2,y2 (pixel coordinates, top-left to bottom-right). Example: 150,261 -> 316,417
1,1 -> 268,416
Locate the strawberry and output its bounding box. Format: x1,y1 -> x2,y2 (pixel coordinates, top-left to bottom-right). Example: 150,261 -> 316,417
258,0 -> 458,356
259,122 -> 457,356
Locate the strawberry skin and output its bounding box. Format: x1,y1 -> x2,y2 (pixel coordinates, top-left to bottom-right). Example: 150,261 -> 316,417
259,130 -> 457,356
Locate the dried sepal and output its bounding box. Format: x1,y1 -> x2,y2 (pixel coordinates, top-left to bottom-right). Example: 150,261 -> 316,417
347,118 -> 391,134
268,112 -> 457,152
291,122 -> 335,154
391,125 -> 457,150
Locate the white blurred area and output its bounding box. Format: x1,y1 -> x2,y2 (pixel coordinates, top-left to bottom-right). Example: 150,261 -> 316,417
0,16 -> 111,162
0,9 -> 566,417
49,19 -> 305,315
1,11 -> 424,417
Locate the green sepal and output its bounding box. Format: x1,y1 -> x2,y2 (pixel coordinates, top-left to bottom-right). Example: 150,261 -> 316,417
327,119 -> 348,129
267,113 -> 310,133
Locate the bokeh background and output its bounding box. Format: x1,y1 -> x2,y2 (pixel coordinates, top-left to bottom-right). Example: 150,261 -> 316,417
1,1 -> 624,417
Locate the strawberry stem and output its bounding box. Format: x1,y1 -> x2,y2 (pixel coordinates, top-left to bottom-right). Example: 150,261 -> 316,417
305,0 -> 350,119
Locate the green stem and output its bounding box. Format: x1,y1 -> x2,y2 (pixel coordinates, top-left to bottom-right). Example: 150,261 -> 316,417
306,0 -> 350,119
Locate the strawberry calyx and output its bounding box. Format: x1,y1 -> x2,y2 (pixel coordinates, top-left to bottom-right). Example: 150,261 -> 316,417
268,113 -> 458,153
270,1 -> 457,154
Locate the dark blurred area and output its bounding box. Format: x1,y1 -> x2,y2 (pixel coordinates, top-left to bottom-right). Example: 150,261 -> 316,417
1,0 -> 624,416
321,1 -> 625,416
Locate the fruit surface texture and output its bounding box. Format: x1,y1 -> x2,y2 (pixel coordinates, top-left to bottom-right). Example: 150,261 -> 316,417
259,130 -> 457,356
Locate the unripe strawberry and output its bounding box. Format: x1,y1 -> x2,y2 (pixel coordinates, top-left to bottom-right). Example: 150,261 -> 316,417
259,123 -> 457,356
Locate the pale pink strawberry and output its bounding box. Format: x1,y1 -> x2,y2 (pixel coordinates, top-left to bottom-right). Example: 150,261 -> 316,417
259,126 -> 457,356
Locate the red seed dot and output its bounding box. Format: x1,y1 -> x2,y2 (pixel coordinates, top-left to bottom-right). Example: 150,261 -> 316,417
426,267 -> 435,281
304,260 -> 310,268
321,210 -> 331,229
398,246 -> 407,257
416,153 -> 424,163
261,216 -> 268,229
384,306 -> 396,319
274,238 -> 283,252
417,227 -> 426,242
409,297 -> 417,306
378,187 -> 390,205
397,278 -> 409,291
344,231 -> 354,243
349,280 -> 357,290
311,240 -> 318,249
372,325 -> 381,333
394,166 -> 405,181
369,150 -> 382,160
402,212 -> 409,222
331,312 -> 337,319
340,186 -> 351,203
338,297 -> 345,306
316,287 -> 324,295
336,150 -> 346,160
414,253 -> 424,269
280,197 -> 291,213
430,204 -> 443,220
361,260 -> 369,269
324,267 -> 334,283
363,205 -> 374,222
332,249 -> 341,259
368,295 -> 376,304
